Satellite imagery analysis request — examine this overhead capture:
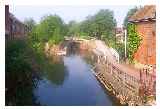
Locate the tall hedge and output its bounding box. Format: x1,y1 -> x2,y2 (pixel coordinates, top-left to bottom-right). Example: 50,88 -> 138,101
127,23 -> 142,62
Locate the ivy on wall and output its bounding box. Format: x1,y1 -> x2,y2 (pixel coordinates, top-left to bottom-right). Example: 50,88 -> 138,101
127,23 -> 142,63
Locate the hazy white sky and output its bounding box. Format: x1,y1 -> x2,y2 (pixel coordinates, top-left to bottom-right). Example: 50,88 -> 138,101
10,5 -> 136,27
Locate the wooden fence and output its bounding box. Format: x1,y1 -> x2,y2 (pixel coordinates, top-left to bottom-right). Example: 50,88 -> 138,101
91,51 -> 156,105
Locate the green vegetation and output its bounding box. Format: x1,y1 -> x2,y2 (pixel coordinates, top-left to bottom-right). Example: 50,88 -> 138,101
127,23 -> 142,63
81,9 -> 117,40
5,38 -> 65,105
6,39 -> 33,105
66,9 -> 116,41
24,18 -> 36,32
121,7 -> 142,61
65,9 -> 120,57
29,15 -> 66,44
67,20 -> 81,37
25,15 -> 66,85
28,39 -> 66,85
41,58 -> 66,85
115,43 -> 125,60
6,15 -> 67,105
26,10 -> 117,56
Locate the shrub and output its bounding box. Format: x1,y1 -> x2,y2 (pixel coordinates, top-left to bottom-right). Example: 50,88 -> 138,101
5,39 -> 33,105
127,23 -> 142,63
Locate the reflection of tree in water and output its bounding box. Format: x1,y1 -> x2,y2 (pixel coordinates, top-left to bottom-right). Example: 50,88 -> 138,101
41,56 -> 68,86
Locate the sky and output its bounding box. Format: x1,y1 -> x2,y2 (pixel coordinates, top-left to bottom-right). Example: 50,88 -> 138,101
10,5 -> 136,27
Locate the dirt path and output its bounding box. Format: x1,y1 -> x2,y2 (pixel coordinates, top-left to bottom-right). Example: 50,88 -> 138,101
94,40 -> 117,62
93,40 -> 140,78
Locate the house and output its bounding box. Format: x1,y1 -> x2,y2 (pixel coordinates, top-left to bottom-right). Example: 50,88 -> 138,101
128,5 -> 156,67
115,27 -> 125,43
5,5 -> 28,40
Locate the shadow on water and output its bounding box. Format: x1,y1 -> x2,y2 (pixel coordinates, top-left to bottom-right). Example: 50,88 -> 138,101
66,41 -> 80,56
37,56 -> 69,86
34,41 -> 80,87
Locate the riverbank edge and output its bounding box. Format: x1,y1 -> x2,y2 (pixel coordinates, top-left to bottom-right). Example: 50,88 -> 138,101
92,70 -> 156,106
90,69 -> 124,106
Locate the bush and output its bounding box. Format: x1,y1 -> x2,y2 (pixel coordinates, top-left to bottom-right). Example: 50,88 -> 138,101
6,39 -> 33,105
127,23 -> 142,63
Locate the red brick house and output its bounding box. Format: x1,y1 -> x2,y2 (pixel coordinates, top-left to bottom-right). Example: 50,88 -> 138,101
128,5 -> 156,66
5,5 -> 28,40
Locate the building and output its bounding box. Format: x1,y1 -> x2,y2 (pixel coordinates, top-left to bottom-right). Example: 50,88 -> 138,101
5,5 -> 28,40
128,5 -> 156,66
115,27 -> 125,43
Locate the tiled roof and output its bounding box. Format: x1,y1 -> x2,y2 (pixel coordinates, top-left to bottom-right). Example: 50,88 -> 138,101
128,5 -> 156,22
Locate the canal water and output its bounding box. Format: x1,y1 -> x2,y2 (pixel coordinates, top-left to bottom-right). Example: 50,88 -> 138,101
33,54 -> 115,105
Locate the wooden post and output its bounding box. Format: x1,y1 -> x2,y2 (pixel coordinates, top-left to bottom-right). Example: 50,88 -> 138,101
124,29 -> 127,59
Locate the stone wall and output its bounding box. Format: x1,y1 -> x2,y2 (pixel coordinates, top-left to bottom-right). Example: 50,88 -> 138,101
91,55 -> 143,105
91,53 -> 156,105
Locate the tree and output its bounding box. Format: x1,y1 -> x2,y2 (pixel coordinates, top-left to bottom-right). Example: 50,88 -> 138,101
24,18 -> 36,32
80,9 -> 117,40
80,16 -> 95,37
34,14 -> 65,43
67,20 -> 80,37
123,7 -> 139,28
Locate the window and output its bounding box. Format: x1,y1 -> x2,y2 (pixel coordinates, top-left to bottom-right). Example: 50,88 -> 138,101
12,24 -> 16,32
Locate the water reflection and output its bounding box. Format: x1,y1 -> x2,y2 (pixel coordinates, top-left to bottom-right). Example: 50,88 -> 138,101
33,43 -> 115,106
33,54 -> 114,105
66,42 -> 80,55
41,56 -> 68,86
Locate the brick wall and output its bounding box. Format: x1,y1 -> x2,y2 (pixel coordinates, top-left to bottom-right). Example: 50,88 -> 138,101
12,20 -> 26,38
5,5 -> 28,40
134,21 -> 156,65
5,5 -> 11,37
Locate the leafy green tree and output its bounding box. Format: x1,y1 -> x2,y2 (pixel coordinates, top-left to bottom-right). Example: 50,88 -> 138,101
34,14 -> 65,43
67,20 -> 80,37
80,9 -> 116,40
80,16 -> 94,37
